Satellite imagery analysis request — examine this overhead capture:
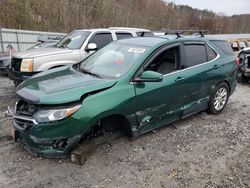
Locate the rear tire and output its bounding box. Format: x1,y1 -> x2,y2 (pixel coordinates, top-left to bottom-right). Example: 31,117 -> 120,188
208,82 -> 229,115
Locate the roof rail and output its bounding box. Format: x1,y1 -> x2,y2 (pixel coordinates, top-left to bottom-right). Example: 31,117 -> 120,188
108,27 -> 149,31
163,30 -> 207,38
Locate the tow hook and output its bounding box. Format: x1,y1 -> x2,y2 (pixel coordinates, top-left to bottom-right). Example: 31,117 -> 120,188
5,106 -> 14,118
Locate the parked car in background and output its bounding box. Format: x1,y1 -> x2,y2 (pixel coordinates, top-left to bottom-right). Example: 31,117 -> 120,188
1,34 -> 62,76
7,35 -> 237,157
228,38 -> 250,55
27,42 -> 57,51
36,34 -> 64,43
8,27 -> 153,85
238,47 -> 250,83
0,42 -> 58,76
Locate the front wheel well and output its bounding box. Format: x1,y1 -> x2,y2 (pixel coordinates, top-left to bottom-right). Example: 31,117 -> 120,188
86,114 -> 132,138
100,114 -> 132,137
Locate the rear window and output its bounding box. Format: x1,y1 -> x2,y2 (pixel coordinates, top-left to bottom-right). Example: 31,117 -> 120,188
206,44 -> 217,61
211,41 -> 234,56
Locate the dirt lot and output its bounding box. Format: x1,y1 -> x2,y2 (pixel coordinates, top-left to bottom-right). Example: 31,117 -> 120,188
0,75 -> 249,188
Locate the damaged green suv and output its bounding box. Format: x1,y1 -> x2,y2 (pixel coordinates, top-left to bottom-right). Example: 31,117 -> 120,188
8,36 -> 237,157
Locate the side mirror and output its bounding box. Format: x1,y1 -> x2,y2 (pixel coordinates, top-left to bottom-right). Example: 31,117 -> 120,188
136,71 -> 163,82
86,43 -> 97,52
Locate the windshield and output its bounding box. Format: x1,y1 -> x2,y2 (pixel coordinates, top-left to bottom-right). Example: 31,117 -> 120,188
56,30 -> 90,49
80,42 -> 149,78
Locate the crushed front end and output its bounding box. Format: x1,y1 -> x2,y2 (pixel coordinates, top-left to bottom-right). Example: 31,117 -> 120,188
7,100 -> 86,158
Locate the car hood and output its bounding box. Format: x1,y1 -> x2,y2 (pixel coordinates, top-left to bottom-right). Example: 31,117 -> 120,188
12,47 -> 73,59
16,66 -> 117,104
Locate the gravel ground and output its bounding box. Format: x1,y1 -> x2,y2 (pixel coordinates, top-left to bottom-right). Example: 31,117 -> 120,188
0,75 -> 249,188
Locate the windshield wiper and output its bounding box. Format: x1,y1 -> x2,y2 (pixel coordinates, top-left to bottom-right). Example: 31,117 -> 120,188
80,68 -> 103,79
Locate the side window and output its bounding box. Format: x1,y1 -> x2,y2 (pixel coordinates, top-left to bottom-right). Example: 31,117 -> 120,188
211,41 -> 234,56
206,44 -> 217,61
89,33 -> 113,50
116,32 -> 133,40
145,46 -> 179,75
184,43 -> 207,67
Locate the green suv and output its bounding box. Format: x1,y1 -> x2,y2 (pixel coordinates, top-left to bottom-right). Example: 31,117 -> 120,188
8,36 -> 237,157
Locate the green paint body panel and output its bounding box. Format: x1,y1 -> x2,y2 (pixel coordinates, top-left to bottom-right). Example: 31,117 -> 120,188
13,37 -> 238,157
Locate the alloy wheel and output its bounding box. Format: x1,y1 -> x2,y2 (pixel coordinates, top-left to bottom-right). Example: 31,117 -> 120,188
213,87 -> 228,111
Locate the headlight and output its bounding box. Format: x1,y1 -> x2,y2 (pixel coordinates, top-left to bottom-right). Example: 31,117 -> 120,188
33,105 -> 81,123
20,58 -> 33,72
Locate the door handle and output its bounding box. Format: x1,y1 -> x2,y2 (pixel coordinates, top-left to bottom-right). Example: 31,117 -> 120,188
213,65 -> 219,69
175,76 -> 185,82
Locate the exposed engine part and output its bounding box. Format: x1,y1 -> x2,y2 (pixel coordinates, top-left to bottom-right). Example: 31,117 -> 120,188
15,100 -> 39,116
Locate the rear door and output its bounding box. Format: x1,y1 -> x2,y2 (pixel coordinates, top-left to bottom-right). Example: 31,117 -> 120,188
181,41 -> 222,118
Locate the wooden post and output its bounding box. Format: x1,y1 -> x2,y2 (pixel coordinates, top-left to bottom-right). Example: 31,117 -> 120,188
70,132 -> 124,165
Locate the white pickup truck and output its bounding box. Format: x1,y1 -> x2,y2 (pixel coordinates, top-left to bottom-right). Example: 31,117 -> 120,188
8,27 -> 153,85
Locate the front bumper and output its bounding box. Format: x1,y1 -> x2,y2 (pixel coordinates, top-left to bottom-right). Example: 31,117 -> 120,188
7,68 -> 38,84
6,107 -> 88,158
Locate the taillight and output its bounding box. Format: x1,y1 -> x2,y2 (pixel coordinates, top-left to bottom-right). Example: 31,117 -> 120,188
235,58 -> 240,66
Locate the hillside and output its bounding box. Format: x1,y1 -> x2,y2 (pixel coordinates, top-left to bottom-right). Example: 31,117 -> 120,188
0,0 -> 249,34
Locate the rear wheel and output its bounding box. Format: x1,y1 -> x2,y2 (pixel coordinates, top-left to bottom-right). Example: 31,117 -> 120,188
208,82 -> 229,115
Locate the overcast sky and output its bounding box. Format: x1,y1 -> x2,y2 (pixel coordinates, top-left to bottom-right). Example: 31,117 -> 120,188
171,0 -> 250,16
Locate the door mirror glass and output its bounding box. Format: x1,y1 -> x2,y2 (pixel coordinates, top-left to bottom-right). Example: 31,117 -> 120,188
86,43 -> 97,52
137,71 -> 163,82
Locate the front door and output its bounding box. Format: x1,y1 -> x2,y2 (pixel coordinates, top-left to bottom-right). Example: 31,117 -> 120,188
133,43 -> 185,135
